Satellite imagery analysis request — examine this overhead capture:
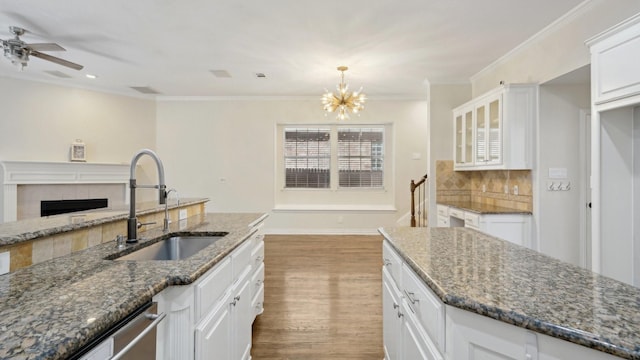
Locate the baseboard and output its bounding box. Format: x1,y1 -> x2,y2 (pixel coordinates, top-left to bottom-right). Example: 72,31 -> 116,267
263,228 -> 381,235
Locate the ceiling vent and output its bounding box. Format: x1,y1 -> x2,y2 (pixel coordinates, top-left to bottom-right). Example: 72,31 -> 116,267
44,70 -> 72,78
210,70 -> 232,78
129,86 -> 161,94
255,73 -> 266,78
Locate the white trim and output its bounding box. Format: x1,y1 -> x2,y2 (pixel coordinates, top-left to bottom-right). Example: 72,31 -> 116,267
263,227 -> 380,235
0,161 -> 130,223
272,204 -> 396,212
156,95 -> 426,102
578,109 -> 591,269
470,0 -> 594,83
585,11 -> 640,46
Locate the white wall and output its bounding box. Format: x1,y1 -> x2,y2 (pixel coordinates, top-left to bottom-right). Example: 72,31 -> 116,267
0,76 -> 158,200
537,84 -> 589,265
156,98 -> 428,233
427,84 -> 471,226
471,0 -> 640,96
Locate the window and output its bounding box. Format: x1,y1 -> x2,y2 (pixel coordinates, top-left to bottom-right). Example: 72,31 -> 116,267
284,128 -> 331,188
338,128 -> 384,188
283,126 -> 385,189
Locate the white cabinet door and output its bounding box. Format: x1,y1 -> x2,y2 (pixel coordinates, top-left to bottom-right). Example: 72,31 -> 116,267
400,300 -> 442,360
195,294 -> 232,360
383,268 -> 401,360
233,273 -> 253,360
454,107 -> 475,168
446,306 -> 525,360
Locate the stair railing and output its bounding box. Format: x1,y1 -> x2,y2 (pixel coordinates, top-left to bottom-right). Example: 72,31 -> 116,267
410,174 -> 428,227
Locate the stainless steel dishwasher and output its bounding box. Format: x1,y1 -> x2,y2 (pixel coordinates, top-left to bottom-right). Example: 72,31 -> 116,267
70,302 -> 165,360
111,302 -> 164,360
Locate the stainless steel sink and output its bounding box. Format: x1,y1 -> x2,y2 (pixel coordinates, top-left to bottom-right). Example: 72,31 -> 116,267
116,235 -> 227,261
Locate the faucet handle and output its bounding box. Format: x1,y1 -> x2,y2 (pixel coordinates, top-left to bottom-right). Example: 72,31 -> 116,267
137,221 -> 156,229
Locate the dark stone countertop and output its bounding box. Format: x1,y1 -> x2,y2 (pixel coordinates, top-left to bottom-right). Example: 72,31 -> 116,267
379,226 -> 640,359
0,212 -> 267,360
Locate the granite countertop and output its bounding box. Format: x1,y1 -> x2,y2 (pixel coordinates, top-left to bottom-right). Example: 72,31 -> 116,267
437,200 -> 532,215
379,226 -> 640,359
0,198 -> 209,247
0,212 -> 267,360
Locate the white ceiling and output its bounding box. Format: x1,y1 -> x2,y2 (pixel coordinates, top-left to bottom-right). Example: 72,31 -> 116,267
0,0 -> 585,98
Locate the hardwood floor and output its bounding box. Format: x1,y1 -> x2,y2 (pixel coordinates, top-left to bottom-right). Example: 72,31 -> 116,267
251,234 -> 384,359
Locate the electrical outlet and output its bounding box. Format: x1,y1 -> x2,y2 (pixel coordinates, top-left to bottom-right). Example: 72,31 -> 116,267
179,209 -> 188,220
482,184 -> 486,193
0,251 -> 9,275
513,185 -> 519,195
504,185 -> 509,194
337,216 -> 344,224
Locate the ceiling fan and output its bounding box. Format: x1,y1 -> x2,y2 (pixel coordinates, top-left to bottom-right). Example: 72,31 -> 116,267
1,26 -> 83,70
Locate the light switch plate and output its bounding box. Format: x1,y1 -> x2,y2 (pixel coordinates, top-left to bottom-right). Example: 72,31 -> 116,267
179,209 -> 188,220
0,251 -> 10,275
548,167 -> 567,179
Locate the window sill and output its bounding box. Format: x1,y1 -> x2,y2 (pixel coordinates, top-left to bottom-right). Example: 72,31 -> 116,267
272,204 -> 397,212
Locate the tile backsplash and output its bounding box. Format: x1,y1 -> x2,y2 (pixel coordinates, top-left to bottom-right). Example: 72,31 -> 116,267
436,160 -> 532,211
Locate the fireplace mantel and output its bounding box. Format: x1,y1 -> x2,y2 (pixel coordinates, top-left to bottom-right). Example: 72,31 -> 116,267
0,161 -> 131,223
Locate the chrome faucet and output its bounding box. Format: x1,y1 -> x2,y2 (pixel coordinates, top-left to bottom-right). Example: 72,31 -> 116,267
127,149 -> 166,243
163,188 -> 179,232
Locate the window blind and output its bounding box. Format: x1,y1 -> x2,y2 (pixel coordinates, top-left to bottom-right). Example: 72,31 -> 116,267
284,128 -> 331,188
337,127 -> 384,188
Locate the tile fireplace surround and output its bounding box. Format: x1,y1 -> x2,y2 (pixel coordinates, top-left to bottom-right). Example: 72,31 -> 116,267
0,161 -> 130,223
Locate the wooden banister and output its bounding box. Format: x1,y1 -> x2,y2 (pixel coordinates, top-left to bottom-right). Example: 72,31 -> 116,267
410,174 -> 428,227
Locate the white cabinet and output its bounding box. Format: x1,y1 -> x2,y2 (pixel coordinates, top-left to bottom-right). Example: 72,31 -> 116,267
437,204 -> 532,248
382,267 -> 402,360
436,205 -> 449,227
453,106 -> 475,168
383,241 -> 444,360
588,13 -> 640,105
587,13 -> 640,287
155,224 -> 266,360
453,84 -> 537,171
195,291 -> 232,360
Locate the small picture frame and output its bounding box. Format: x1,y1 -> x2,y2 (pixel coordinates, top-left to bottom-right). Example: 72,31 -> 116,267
70,139 -> 86,162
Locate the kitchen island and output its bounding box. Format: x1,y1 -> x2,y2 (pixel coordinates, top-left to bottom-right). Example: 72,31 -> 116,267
380,226 -> 640,359
0,211 -> 267,359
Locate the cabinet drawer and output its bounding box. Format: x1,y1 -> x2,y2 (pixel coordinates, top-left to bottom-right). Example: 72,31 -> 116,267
464,212 -> 480,228
195,256 -> 232,320
251,282 -> 265,318
251,239 -> 264,269
436,205 -> 449,217
251,262 -> 265,299
436,215 -> 449,227
383,241 -> 403,285
449,208 -> 464,219
232,239 -> 253,281
402,262 -> 445,354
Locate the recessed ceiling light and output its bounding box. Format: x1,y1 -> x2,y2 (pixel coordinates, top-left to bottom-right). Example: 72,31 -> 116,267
129,86 -> 162,94
44,70 -> 72,79
256,73 -> 266,78
85,74 -> 97,79
210,70 -> 232,78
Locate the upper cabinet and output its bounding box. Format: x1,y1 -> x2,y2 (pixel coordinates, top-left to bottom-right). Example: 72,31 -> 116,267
453,84 -> 537,171
588,13 -> 640,106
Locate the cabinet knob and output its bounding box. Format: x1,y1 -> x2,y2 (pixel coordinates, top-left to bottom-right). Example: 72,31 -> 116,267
383,259 -> 392,266
393,303 -> 400,310
231,295 -> 241,306
397,311 -> 404,319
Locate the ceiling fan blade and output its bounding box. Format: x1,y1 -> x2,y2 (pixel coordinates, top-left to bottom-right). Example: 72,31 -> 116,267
30,51 -> 83,70
27,43 -> 65,52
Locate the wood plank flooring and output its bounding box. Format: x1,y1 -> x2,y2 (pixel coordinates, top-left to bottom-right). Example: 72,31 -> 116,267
251,234 -> 384,359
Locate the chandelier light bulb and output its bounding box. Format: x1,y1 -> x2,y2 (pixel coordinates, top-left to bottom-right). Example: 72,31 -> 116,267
321,66 -> 366,120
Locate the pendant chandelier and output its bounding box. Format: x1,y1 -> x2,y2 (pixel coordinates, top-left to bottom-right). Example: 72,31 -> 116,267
322,66 -> 367,121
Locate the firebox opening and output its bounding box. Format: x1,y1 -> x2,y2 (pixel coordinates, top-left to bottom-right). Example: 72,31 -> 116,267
41,198 -> 108,217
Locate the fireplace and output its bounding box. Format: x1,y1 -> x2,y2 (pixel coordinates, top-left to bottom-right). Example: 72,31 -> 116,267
41,198 -> 109,217
0,161 -> 131,223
